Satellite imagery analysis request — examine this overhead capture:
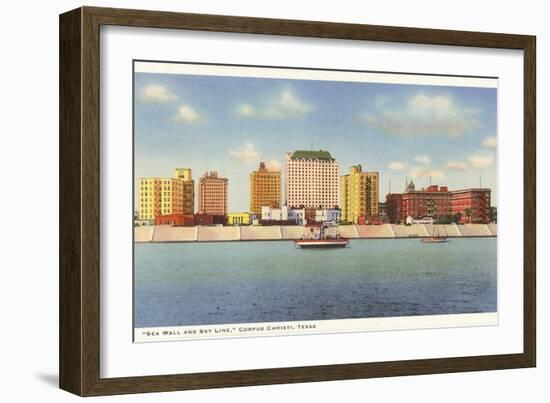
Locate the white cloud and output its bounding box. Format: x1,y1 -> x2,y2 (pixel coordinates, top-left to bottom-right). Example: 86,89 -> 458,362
236,104 -> 256,117
237,88 -> 313,119
468,155 -> 494,169
482,136 -> 497,148
389,161 -> 406,171
411,168 -> 446,179
173,105 -> 203,124
139,84 -> 178,102
361,93 -> 482,137
229,142 -> 260,164
265,160 -> 282,171
229,144 -> 280,168
447,162 -> 469,171
415,155 -> 431,165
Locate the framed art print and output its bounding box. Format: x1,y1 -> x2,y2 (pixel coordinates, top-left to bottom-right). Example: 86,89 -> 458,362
59,6 -> 536,396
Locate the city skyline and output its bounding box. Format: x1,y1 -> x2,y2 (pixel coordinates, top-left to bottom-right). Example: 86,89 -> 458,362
134,70 -> 498,212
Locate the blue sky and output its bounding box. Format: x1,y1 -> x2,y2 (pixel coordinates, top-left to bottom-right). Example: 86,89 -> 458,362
134,70 -> 497,212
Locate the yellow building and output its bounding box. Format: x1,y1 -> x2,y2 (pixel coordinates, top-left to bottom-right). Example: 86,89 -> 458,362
249,162 -> 281,216
341,165 -> 379,224
173,168 -> 195,215
227,212 -> 254,225
138,178 -> 184,220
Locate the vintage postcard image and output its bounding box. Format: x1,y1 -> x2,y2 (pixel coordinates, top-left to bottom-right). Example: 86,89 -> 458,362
133,61 -> 498,342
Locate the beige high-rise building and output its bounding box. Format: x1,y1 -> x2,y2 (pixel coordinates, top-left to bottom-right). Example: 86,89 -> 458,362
249,162 -> 281,216
284,150 -> 339,209
341,164 -> 379,224
138,178 -> 184,220
173,168 -> 195,214
198,171 -> 228,215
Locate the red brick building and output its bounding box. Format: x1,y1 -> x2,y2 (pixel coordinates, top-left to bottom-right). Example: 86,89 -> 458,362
451,188 -> 491,223
198,171 -> 228,216
154,214 -> 195,226
385,193 -> 403,224
194,213 -> 226,226
385,181 -> 492,224
154,213 -> 229,226
402,183 -> 452,220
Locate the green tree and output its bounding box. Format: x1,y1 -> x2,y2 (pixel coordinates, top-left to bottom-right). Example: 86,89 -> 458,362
490,207 -> 497,223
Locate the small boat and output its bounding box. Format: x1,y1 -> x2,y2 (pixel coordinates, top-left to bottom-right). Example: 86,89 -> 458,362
295,221 -> 349,249
295,238 -> 350,248
421,237 -> 447,243
421,224 -> 448,243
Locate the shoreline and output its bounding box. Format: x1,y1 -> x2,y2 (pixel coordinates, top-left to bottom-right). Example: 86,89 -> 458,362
135,223 -> 497,243
137,235 -> 497,245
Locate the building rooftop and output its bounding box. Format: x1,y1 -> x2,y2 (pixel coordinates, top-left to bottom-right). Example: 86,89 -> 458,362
291,150 -> 334,160
201,171 -> 227,180
451,188 -> 492,193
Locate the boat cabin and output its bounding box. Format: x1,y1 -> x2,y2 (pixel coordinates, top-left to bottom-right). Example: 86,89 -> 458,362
302,222 -> 339,240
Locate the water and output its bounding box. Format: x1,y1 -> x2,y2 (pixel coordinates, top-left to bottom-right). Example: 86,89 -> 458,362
134,238 -> 497,328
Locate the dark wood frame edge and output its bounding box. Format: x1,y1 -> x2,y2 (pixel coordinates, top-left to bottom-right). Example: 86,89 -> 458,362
59,6 -> 536,397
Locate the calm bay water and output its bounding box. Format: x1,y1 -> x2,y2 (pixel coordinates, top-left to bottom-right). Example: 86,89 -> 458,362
134,238 -> 497,328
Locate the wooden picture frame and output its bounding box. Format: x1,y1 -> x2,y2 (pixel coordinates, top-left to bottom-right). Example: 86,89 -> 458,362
59,6 -> 536,396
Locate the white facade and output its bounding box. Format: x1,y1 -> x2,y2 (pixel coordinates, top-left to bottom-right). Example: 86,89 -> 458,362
261,206 -> 305,225
261,206 -> 282,220
286,207 -> 305,225
411,217 -> 435,224
315,208 -> 342,223
284,151 -> 339,209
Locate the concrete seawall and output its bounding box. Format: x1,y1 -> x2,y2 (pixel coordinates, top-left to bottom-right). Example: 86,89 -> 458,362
135,224 -> 497,243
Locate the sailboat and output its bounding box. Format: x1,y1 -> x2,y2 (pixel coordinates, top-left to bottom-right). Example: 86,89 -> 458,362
421,224 -> 448,243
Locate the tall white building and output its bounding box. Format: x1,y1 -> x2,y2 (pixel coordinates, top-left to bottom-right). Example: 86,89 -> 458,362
284,150 -> 339,209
